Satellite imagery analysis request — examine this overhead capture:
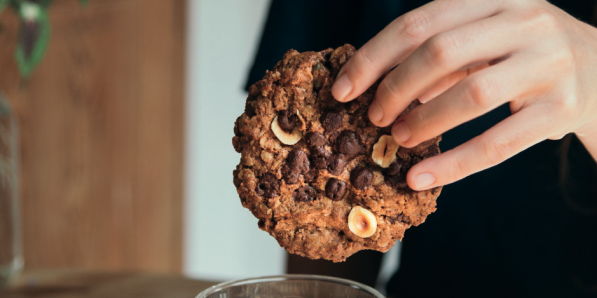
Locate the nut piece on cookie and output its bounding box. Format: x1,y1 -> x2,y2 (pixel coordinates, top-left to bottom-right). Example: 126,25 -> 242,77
348,206 -> 377,238
271,115 -> 302,145
372,135 -> 399,168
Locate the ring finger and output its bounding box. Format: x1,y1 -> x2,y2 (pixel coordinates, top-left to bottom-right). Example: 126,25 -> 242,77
392,53 -> 553,148
332,0 -> 506,102
371,12 -> 536,127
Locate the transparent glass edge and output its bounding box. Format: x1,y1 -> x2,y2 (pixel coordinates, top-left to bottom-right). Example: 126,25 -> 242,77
0,91 -> 24,282
195,274 -> 385,298
10,107 -> 23,272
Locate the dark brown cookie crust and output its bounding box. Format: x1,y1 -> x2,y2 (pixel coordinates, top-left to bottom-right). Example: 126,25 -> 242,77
233,45 -> 441,262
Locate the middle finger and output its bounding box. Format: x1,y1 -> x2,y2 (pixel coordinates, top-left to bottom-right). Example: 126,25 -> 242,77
370,13 -> 532,127
392,52 -> 553,148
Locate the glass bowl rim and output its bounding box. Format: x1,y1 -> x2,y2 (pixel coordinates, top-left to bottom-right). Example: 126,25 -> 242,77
196,274 -> 385,298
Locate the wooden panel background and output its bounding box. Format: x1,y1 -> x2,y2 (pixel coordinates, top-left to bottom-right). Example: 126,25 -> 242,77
0,0 -> 185,272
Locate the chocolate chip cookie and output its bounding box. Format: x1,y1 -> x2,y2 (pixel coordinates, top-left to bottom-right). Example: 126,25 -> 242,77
232,44 -> 442,262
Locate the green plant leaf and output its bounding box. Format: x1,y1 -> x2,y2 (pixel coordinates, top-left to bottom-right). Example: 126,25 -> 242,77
31,0 -> 54,8
80,0 -> 89,6
0,0 -> 9,13
14,4 -> 50,78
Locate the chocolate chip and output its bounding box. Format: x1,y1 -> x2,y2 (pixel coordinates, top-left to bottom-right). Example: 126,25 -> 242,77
385,158 -> 416,189
385,175 -> 408,189
350,166 -> 374,190
322,112 -> 342,132
311,146 -> 330,158
255,173 -> 279,198
385,163 -> 408,189
293,186 -> 316,202
287,149 -> 310,173
278,110 -> 296,132
337,130 -> 363,156
306,132 -> 327,147
387,161 -> 403,176
327,154 -> 348,175
325,178 -> 347,201
303,170 -> 317,182
281,165 -> 301,185
313,157 -> 328,169
245,103 -> 256,117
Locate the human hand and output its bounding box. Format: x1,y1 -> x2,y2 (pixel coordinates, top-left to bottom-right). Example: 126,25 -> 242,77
331,0 -> 597,191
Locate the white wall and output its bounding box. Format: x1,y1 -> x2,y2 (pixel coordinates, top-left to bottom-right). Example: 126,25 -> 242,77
184,0 -> 284,281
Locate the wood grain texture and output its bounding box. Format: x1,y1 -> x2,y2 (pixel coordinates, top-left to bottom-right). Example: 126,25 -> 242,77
0,0 -> 185,272
1,270 -> 217,298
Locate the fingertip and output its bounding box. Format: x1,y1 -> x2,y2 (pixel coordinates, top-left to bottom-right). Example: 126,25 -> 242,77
391,120 -> 411,145
332,72 -> 353,102
409,172 -> 436,191
368,100 -> 384,125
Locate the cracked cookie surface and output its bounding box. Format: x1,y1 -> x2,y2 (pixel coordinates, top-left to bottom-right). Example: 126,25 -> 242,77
233,44 -> 442,262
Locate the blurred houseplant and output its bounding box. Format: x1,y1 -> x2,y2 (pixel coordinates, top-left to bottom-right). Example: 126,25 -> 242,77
1,0 -> 89,78
0,0 -> 87,288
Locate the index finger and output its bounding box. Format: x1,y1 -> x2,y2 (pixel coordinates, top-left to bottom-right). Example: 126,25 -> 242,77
331,0 -> 505,103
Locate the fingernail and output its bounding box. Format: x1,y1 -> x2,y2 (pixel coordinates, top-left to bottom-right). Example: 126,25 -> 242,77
368,101 -> 383,123
332,72 -> 352,102
413,172 -> 435,189
392,120 -> 411,144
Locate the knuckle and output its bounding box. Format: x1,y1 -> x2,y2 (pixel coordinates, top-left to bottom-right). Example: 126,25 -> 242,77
401,10 -> 433,40
482,136 -> 512,166
449,156 -> 467,181
354,49 -> 376,70
378,77 -> 403,103
425,34 -> 460,67
412,107 -> 432,133
523,7 -> 560,32
549,47 -> 574,71
553,95 -> 578,119
465,76 -> 495,109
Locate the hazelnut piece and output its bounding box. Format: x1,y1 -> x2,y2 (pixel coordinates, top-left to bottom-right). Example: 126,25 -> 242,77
348,206 -> 377,238
372,135 -> 399,168
271,115 -> 302,145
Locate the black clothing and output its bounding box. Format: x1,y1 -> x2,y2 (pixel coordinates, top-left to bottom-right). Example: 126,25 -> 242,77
247,1 -> 597,297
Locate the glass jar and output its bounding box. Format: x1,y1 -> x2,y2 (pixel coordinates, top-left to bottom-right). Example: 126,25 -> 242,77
0,91 -> 22,289
196,275 -> 386,298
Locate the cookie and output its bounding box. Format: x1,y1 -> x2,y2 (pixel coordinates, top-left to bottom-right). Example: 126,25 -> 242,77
232,44 -> 442,262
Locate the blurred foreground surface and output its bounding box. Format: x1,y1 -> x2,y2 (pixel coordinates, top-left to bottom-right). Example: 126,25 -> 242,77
0,269 -> 216,298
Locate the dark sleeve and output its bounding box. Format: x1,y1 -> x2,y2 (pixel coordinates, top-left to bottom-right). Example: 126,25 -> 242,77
245,0 -> 410,90
549,0 -> 596,24
247,0 -> 597,92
